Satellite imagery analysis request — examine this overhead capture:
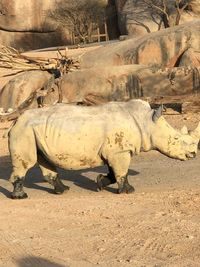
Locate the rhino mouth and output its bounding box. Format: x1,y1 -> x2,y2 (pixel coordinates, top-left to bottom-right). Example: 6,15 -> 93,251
186,152 -> 196,159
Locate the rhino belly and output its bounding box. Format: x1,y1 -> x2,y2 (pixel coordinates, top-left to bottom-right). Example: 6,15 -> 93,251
45,153 -> 104,170
33,123 -> 105,170
36,138 -> 104,170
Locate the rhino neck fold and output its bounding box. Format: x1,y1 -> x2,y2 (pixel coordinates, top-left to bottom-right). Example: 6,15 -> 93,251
126,108 -> 152,153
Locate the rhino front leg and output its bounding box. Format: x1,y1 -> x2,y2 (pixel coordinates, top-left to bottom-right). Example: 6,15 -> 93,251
38,154 -> 69,194
117,174 -> 135,194
108,152 -> 135,194
96,166 -> 116,191
10,176 -> 28,199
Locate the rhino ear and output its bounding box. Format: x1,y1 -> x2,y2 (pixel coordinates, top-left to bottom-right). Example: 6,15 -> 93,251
152,105 -> 163,123
180,125 -> 188,135
190,122 -> 200,139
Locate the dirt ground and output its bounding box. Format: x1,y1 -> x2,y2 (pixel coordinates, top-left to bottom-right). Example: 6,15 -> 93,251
0,112 -> 200,267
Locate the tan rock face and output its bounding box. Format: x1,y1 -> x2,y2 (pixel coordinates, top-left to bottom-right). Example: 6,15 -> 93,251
178,48 -> 200,67
0,71 -> 53,111
0,0 -> 66,50
0,0 -> 116,50
81,21 -> 200,68
0,30 -> 65,52
41,65 -> 200,105
0,0 -> 56,32
189,0 -> 200,15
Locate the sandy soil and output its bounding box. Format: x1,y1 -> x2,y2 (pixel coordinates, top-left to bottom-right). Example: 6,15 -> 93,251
1,112 -> 200,267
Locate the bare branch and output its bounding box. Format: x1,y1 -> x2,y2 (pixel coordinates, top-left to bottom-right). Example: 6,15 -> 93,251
134,0 -> 190,29
49,0 -> 107,44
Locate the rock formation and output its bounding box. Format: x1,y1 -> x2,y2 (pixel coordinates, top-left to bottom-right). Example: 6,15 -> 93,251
0,0 -> 67,50
178,48 -> 200,67
42,65 -> 199,105
81,21 -> 200,68
0,71 -> 52,111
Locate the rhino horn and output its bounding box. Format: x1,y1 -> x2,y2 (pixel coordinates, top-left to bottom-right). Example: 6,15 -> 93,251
190,122 -> 200,139
180,125 -> 188,135
152,105 -> 163,122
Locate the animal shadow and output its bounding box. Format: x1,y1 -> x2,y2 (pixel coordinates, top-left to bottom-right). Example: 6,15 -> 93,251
59,166 -> 139,193
0,155 -> 139,196
16,256 -> 67,267
0,156 -> 12,198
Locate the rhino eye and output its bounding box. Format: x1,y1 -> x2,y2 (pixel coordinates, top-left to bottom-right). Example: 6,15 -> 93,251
174,136 -> 179,140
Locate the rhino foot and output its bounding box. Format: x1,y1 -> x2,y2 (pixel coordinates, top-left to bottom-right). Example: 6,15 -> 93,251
118,176 -> 135,194
96,174 -> 105,191
53,178 -> 70,194
11,191 -> 28,199
118,185 -> 135,194
11,179 -> 28,199
96,174 -> 114,191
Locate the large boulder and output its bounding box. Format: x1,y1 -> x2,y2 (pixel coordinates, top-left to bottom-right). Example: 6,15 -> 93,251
0,0 -> 68,50
1,65 -> 200,119
0,71 -> 53,111
42,65 -> 200,105
0,0 -> 56,32
81,21 -> 200,68
178,48 -> 200,67
189,0 -> 200,15
0,0 -> 117,50
0,31 -> 65,52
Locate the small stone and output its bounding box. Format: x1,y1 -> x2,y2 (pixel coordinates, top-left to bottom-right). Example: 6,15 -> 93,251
98,247 -> 105,252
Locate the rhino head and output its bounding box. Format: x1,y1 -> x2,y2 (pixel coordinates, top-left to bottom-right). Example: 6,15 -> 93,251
151,106 -> 200,160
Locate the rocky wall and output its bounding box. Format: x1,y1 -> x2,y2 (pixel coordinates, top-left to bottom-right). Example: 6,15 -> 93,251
81,21 -> 200,69
0,0 -> 69,50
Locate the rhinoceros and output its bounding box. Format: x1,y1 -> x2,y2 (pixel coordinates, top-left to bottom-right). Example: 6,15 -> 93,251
8,99 -> 200,199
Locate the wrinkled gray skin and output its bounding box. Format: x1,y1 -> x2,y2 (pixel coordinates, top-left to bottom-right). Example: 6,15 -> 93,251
8,100 -> 200,199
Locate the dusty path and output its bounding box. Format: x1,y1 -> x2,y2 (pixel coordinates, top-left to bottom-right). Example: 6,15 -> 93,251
1,115 -> 200,267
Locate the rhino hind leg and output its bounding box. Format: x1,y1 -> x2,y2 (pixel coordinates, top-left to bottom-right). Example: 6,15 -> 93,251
107,152 -> 135,194
9,155 -> 37,199
96,166 -> 116,191
38,154 -> 69,194
45,174 -> 70,194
